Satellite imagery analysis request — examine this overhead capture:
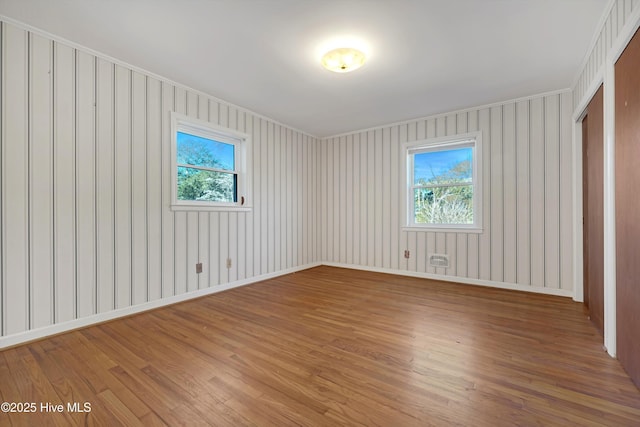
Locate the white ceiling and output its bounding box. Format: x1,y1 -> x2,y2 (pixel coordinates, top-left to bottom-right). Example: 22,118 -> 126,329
0,0 -> 608,137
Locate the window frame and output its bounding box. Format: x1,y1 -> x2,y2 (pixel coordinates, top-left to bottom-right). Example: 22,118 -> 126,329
401,131 -> 483,233
171,112 -> 251,212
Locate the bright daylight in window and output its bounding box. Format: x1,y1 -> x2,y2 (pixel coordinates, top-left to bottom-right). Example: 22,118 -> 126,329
171,113 -> 251,211
403,132 -> 482,231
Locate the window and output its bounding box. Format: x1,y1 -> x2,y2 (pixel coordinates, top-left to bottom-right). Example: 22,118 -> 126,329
171,113 -> 251,211
402,132 -> 482,231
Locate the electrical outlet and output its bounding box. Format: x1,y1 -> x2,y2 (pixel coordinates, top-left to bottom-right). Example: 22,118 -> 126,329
196,263 -> 203,274
226,258 -> 232,269
404,250 -> 410,259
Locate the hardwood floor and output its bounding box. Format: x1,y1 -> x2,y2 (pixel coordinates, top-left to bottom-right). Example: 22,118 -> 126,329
1,266 -> 639,426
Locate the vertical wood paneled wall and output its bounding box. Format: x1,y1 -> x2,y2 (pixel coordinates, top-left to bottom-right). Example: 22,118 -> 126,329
0,21 -> 319,339
319,92 -> 574,292
1,7 -> 605,342
573,0 -> 640,109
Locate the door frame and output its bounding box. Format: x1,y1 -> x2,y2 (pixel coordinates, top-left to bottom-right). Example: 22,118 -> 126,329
572,4 -> 640,358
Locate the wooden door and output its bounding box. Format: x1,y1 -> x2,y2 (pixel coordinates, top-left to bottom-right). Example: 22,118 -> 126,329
615,27 -> 640,389
582,85 -> 604,336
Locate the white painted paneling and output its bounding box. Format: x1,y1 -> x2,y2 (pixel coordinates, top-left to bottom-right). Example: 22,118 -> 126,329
374,129 -> 383,268
382,128 -> 392,269
455,112 -> 469,278
244,116 -> 254,279
467,110 -> 480,280
259,119 -> 268,275
301,133 -> 307,264
502,103 -> 517,284
237,211 -> 246,280
544,96 -> 560,289
53,42 -> 76,323
425,231 -> 435,274
279,126 -> 287,271
327,138 -> 335,262
366,131 -> 375,267
1,23 -> 4,337
146,77 -> 162,301
29,33 -> 54,329
209,212 -> 220,287
399,125 -> 408,272
198,212 -> 209,288
529,97 -> 545,288
185,92 -> 198,293
345,135 -> 353,265
96,58 -> 115,314
325,139 -> 332,261
0,19 -> 320,342
559,92 -> 574,291
340,136 -> 347,264
436,232 -> 446,276
229,211 -> 238,283
132,71 -> 148,304
389,127 -> 399,271
251,116 -> 260,276
161,81 -> 175,298
456,233 -> 467,278
318,139 -> 326,261
407,231 -> 417,272
273,124 -> 282,272
0,14 -> 580,344
416,229 -> 426,274
334,136 -> 342,263
186,211 -> 198,292
298,134 -> 304,264
219,212 -> 229,284
75,50 -> 96,319
352,135 -> 361,265
173,87 -> 187,296
490,106 -> 504,282
478,108 -> 491,281
320,92 -> 573,292
516,100 -> 531,285
245,117 -> 259,277
286,129 -> 293,269
114,65 -> 131,309
2,24 -> 29,335
574,0 -> 640,108
307,135 -> 312,264
265,121 -> 273,273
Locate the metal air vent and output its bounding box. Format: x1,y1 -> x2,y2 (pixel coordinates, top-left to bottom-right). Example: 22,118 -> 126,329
428,253 -> 450,268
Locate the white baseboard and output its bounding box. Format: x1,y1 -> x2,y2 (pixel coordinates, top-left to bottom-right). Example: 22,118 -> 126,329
0,260 -> 573,349
322,262 -> 574,298
0,262 -> 321,350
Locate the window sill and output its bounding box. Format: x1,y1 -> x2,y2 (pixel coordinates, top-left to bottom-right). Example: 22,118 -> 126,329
171,204 -> 253,212
402,226 -> 483,234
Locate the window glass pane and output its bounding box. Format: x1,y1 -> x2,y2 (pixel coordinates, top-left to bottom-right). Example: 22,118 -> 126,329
413,147 -> 472,185
177,131 -> 235,171
177,166 -> 236,202
414,185 -> 473,224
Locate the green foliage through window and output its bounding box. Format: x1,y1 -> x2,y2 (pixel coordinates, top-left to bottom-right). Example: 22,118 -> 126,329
177,167 -> 236,202
412,147 -> 474,225
176,131 -> 237,203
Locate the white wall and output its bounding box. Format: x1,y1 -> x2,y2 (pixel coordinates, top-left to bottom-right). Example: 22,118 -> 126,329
319,91 -> 574,295
573,0 -> 640,110
0,20 -> 320,342
0,9 -> 595,345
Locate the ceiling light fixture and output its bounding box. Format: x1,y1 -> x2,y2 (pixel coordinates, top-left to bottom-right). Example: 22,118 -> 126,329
321,47 -> 366,73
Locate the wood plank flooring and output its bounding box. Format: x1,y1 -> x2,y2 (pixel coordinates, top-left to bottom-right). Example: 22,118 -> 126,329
1,266 -> 639,426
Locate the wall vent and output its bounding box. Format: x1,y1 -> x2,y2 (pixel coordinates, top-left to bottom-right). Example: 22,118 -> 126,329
428,253 -> 450,268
